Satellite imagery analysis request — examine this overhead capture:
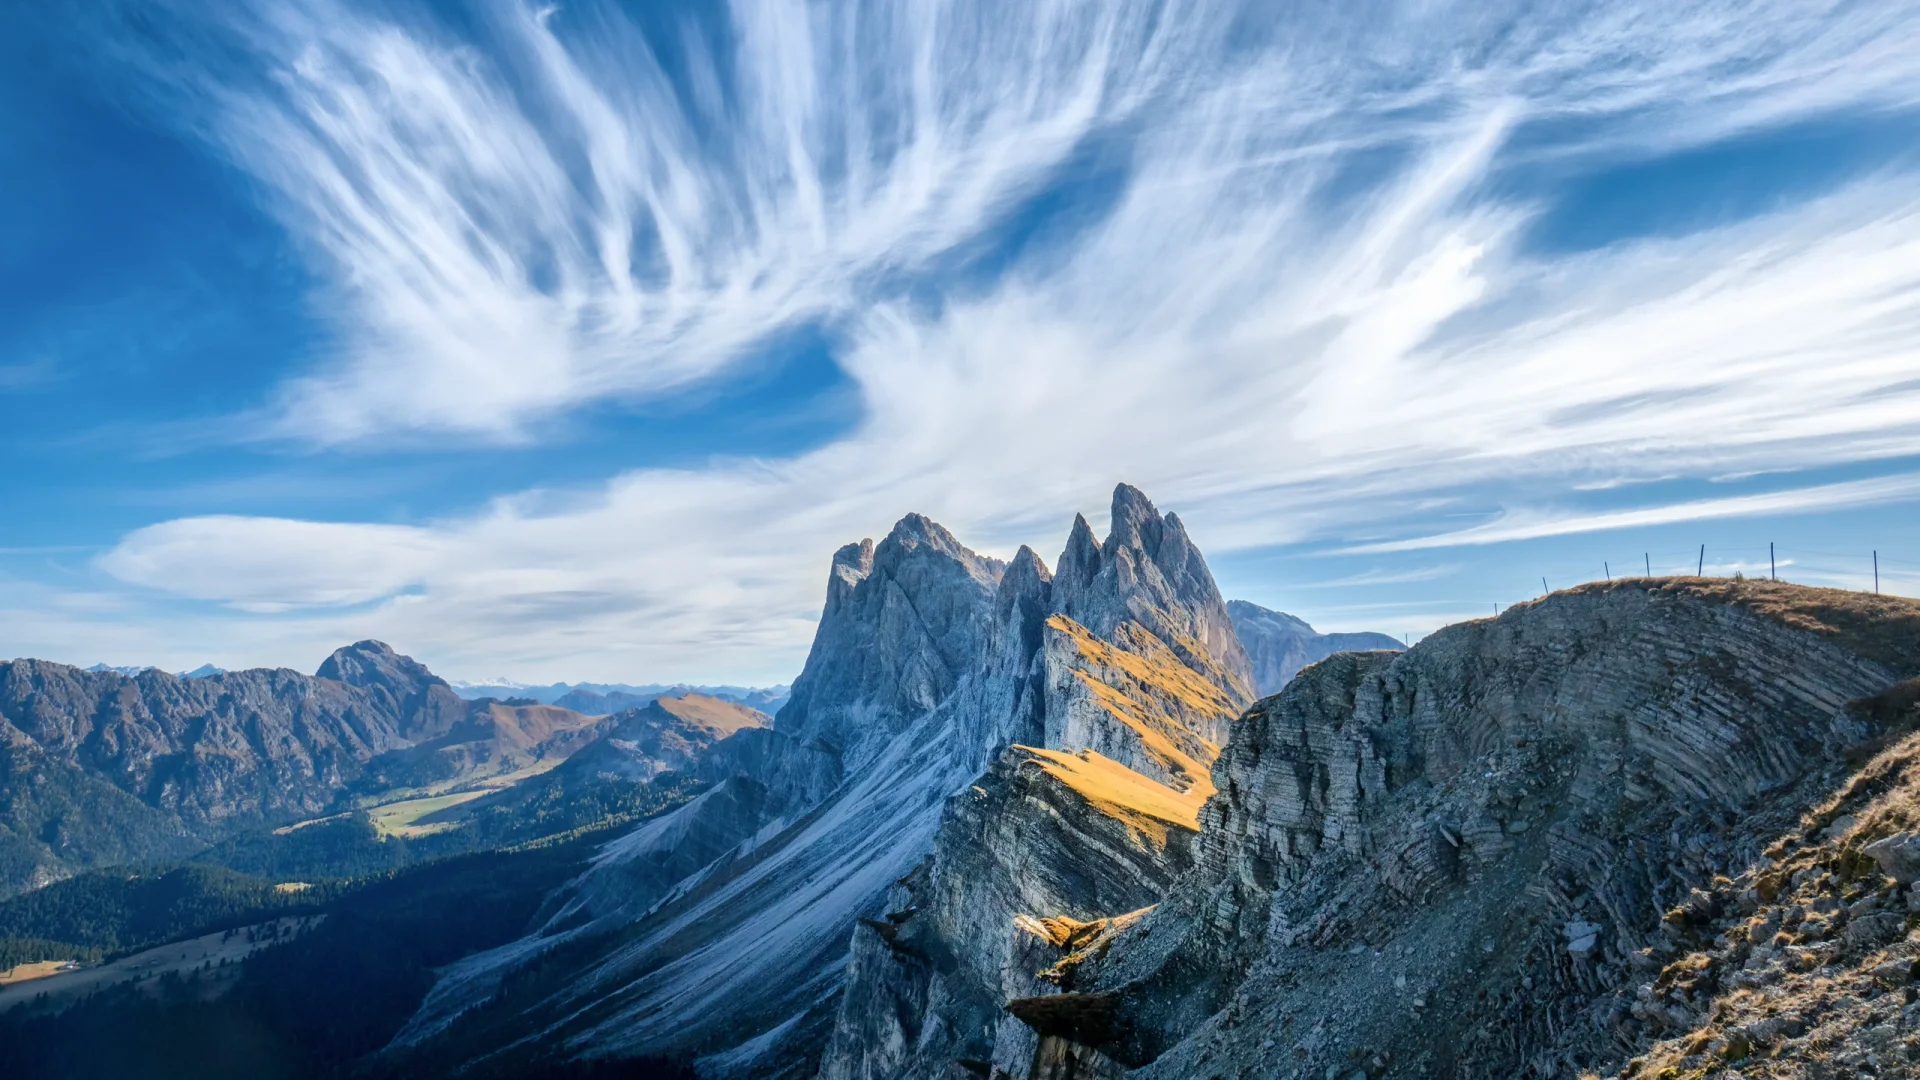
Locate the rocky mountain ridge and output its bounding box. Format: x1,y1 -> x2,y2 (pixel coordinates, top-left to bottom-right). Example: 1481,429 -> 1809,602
382,484 -> 1255,1078
993,579 -> 1920,1079
814,486 -> 1255,1080
0,642 -> 605,896
450,679 -> 791,716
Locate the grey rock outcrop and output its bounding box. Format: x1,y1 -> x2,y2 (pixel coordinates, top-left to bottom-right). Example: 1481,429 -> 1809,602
1226,600 -> 1404,694
819,746 -> 1205,1080
388,507 -> 1025,1078
815,486 -> 1252,1080
389,484 -> 1248,1079
780,517 -> 1007,772
1016,579 -> 1920,1079
1053,485 -> 1253,702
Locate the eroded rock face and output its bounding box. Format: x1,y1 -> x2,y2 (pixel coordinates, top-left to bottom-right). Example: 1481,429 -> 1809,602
818,749 -> 1202,1080
780,515 -> 1007,773
1041,616 -> 1241,793
1052,485 -> 1253,703
1042,580 -> 1920,1079
816,486 -> 1251,1080
390,485 -> 1248,1079
1609,679 -> 1920,1079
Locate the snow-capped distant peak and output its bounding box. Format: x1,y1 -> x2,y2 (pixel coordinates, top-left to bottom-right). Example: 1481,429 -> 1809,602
450,677 -> 532,691
86,663 -> 155,676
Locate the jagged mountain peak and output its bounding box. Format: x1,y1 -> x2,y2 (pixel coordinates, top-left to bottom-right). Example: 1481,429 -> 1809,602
316,639 -> 435,685
1103,481 -> 1163,556
782,511 -> 1004,761
386,488 -> 1253,1076
832,538 -> 875,573
877,511 -> 1005,588
316,640 -> 463,743
1001,544 -> 1053,593
826,539 -> 876,614
1051,484 -> 1253,700
1056,513 -> 1101,590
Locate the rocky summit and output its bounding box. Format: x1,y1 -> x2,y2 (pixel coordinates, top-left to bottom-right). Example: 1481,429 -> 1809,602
377,484 -> 1258,1077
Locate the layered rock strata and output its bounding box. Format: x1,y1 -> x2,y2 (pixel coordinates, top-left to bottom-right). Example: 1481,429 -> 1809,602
1018,579 -> 1920,1079
1607,676 -> 1920,1078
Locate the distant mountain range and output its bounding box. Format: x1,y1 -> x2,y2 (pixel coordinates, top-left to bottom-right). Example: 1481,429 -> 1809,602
1225,599 -> 1405,693
83,663 -> 225,679
0,643 -> 770,899
448,679 -> 790,715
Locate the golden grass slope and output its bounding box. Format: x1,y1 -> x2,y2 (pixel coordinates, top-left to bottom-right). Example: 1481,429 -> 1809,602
1046,614 -> 1240,794
1015,745 -> 1208,844
652,693 -> 771,738
1563,578 -> 1920,676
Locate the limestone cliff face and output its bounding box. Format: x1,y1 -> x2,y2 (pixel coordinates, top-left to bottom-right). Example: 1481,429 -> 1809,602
1226,600 -> 1405,695
1026,580 -> 1920,1080
1040,616 -> 1241,794
1052,485 -> 1253,703
779,516 -> 1007,772
389,485 -> 1248,1079
389,507 -> 1031,1078
815,486 -> 1251,1080
819,748 -> 1201,1080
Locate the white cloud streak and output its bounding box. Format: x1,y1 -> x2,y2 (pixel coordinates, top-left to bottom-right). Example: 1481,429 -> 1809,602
31,0 -> 1920,681
1341,472 -> 1920,553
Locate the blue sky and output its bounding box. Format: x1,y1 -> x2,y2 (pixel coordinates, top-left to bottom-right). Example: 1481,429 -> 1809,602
4,0 -> 1920,684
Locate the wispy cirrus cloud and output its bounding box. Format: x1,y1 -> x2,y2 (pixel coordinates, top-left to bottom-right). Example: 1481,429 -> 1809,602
174,0 -> 1180,442
1294,565 -> 1466,589
28,0 -> 1920,680
1341,472 -> 1920,554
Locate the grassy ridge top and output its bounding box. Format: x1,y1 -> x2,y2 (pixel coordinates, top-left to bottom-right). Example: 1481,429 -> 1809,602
1559,578 -> 1920,675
